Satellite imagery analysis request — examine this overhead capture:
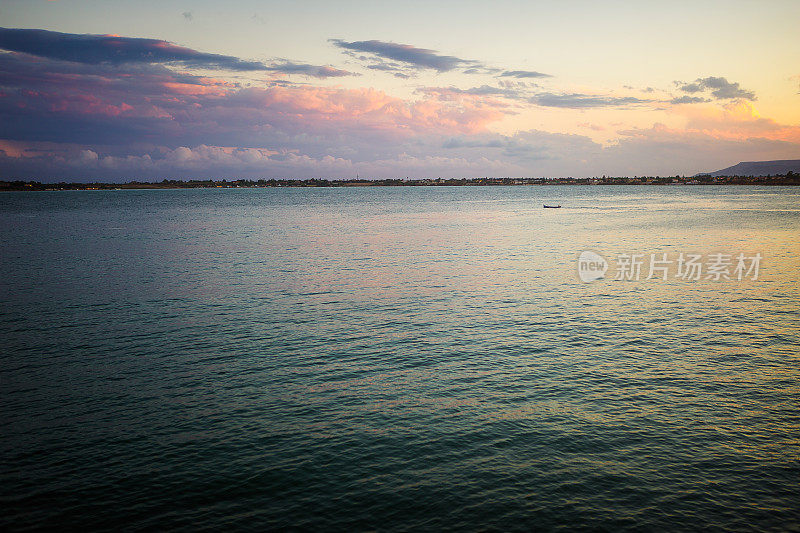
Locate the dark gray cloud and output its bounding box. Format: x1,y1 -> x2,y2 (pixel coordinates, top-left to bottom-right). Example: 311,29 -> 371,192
530,93 -> 650,108
498,79 -> 535,89
362,59 -> 415,78
421,85 -> 653,110
330,39 -> 481,72
266,61 -> 357,78
0,26 -> 266,70
0,27 -> 356,79
330,39 -> 550,80
670,95 -> 709,104
463,66 -> 503,75
500,70 -> 551,79
678,82 -> 703,93
677,76 -> 756,100
366,63 -> 399,72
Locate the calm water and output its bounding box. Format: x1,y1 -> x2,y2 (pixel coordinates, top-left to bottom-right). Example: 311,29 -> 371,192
1,186 -> 799,531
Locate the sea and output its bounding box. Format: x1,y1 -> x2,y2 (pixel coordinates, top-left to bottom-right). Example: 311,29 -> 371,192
1,185 -> 798,531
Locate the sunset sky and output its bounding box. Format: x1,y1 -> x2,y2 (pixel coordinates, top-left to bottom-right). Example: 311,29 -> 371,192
1,0 -> 799,180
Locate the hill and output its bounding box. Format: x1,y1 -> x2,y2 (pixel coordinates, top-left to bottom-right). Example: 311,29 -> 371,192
702,159 -> 800,177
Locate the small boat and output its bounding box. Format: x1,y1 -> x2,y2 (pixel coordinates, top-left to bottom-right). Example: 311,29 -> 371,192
543,204 -> 561,208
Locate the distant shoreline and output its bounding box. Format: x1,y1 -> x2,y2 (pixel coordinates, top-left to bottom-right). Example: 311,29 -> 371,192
2,175 -> 799,191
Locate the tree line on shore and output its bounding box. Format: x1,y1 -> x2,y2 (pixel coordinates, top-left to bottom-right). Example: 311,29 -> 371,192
1,172 -> 799,190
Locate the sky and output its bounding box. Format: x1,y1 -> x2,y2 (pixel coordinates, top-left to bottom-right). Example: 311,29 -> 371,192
0,0 -> 799,180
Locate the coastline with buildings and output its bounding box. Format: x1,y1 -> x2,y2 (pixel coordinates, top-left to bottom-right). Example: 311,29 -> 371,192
2,172 -> 799,191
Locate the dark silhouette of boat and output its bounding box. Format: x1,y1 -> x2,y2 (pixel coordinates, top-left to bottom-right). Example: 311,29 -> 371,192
543,204 -> 561,208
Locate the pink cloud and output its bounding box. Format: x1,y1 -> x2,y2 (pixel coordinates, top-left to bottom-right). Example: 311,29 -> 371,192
224,85 -> 506,136
3,36 -> 799,181
0,50 -> 509,148
674,101 -> 800,143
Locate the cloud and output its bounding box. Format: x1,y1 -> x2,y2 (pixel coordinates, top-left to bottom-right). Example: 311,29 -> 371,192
530,93 -> 650,108
0,26 -> 266,70
0,48 -> 511,154
440,130 -> 601,164
366,63 -> 399,72
678,82 -> 703,94
605,123 -> 799,176
78,149 -> 98,162
0,141 -> 357,179
670,95 -> 710,104
0,139 -> 533,180
418,85 -> 521,101
675,100 -> 800,144
362,59 -> 416,78
676,76 -> 756,100
266,61 -> 357,78
4,119 -> 800,180
438,124 -> 800,177
499,70 -> 551,79
361,60 -> 406,80
330,39 -> 484,73
0,27 -> 356,80
1,28 -> 794,181
0,50 -> 243,142
330,39 -> 551,80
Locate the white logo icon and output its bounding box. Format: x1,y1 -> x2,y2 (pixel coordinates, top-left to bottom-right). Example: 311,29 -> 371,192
578,251 -> 608,282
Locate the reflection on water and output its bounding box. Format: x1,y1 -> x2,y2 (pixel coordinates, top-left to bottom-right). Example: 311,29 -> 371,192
1,186 -> 799,531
